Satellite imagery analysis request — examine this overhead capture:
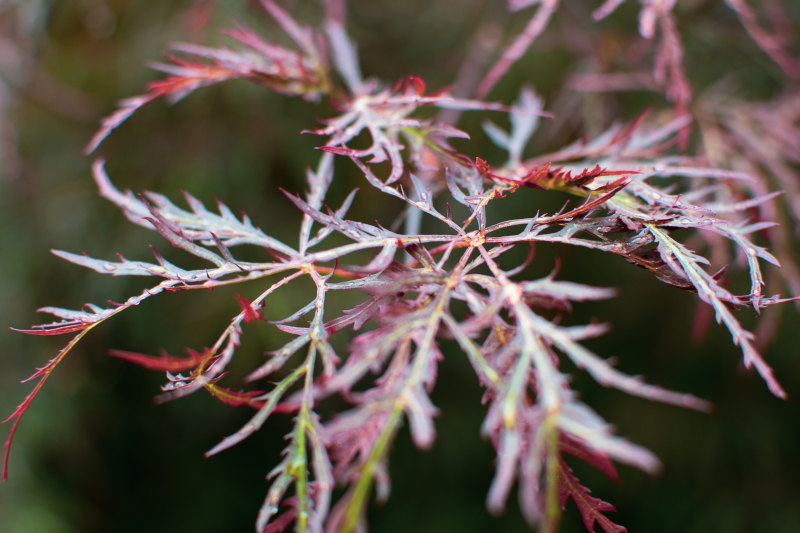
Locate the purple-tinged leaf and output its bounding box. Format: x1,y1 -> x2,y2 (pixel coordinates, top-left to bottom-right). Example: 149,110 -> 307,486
649,225 -> 787,398
324,19 -> 364,94
404,387 -> 438,449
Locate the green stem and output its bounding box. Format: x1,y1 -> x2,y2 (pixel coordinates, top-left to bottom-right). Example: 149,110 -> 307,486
544,416 -> 562,533
341,406 -> 404,533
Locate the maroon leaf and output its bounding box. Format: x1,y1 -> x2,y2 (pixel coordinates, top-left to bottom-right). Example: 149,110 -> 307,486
558,456 -> 627,533
236,294 -> 263,323
109,348 -> 212,372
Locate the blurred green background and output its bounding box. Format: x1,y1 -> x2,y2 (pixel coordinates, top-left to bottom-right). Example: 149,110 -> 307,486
1,1 -> 798,532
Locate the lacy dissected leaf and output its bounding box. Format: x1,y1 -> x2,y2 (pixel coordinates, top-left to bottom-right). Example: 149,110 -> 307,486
3,330 -> 89,481
313,76 -> 516,184
86,0 -> 329,153
557,455 -> 627,533
648,225 -> 788,398
93,160 -> 297,259
8,3 -> 799,533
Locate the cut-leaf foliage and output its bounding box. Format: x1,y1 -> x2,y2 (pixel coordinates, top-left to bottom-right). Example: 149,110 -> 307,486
6,1 -> 798,532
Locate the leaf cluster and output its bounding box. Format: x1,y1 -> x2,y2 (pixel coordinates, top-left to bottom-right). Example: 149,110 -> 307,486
5,1 -> 799,532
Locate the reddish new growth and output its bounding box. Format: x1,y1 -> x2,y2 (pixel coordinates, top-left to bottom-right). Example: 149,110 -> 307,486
6,1 -> 799,532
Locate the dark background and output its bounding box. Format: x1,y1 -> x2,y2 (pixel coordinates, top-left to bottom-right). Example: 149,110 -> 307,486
1,1 -> 798,531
